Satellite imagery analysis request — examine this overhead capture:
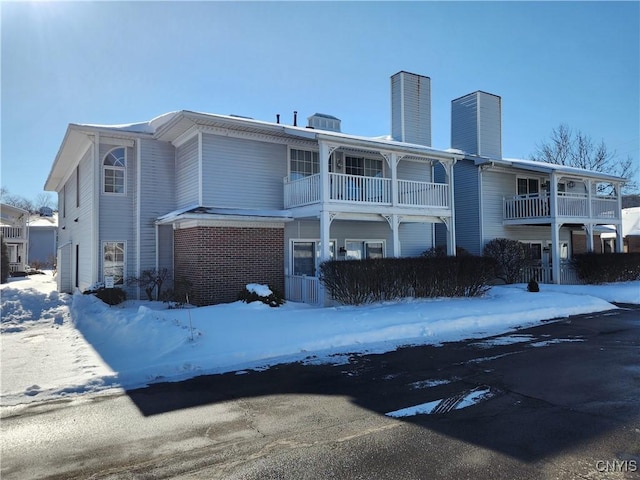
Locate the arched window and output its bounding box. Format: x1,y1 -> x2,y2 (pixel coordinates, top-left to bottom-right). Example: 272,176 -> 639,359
103,148 -> 126,194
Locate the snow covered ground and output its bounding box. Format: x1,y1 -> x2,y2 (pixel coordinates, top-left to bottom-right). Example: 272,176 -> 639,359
1,272 -> 638,409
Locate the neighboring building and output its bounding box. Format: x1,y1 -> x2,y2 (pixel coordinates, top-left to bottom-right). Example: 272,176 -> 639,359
0,203 -> 29,274
601,207 -> 640,252
442,90 -> 625,283
44,72 -> 462,305
28,208 -> 58,268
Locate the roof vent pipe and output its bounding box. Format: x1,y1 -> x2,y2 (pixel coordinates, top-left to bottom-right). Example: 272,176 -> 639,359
276,114 -> 280,124
293,111 -> 298,127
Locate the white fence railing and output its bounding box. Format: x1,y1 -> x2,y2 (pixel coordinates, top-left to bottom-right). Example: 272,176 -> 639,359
398,180 -> 449,207
284,173 -> 449,209
285,275 -> 321,304
519,263 -> 581,284
0,226 -> 25,239
505,193 -> 620,221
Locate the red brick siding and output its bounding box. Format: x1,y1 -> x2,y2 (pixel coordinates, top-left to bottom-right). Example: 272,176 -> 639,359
571,232 -> 603,255
174,226 -> 284,306
626,235 -> 640,253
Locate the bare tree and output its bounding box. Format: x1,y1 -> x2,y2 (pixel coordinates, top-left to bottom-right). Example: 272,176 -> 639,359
1,188 -> 56,213
0,188 -> 34,212
532,124 -> 637,193
34,192 -> 55,211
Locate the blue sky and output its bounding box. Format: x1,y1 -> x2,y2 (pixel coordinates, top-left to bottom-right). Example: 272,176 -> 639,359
2,1 -> 639,201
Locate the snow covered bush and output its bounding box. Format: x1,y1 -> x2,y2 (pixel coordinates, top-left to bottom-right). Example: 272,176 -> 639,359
572,253 -> 640,284
319,256 -> 495,305
237,283 -> 284,307
482,238 -> 530,284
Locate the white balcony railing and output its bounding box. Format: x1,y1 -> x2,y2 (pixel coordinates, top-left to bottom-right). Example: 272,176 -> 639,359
329,173 -> 392,204
398,180 -> 449,207
284,173 -> 449,209
0,226 -> 26,240
504,193 -> 619,221
283,174 -> 321,207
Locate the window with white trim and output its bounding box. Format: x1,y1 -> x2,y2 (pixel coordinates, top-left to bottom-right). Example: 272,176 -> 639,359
103,148 -> 126,194
517,177 -> 539,196
345,156 -> 383,177
289,149 -> 319,180
291,240 -> 335,277
103,241 -> 125,285
345,240 -> 385,260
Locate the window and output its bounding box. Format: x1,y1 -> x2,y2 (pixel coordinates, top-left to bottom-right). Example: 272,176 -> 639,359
61,185 -> 66,218
517,177 -> 539,196
103,241 -> 125,285
525,242 -> 543,265
103,148 -> 126,194
291,240 -> 335,277
345,156 -> 383,177
289,149 -> 319,180
76,165 -> 80,207
345,240 -> 385,260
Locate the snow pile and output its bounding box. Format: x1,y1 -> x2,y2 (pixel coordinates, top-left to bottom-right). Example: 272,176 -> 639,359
1,273 -> 638,408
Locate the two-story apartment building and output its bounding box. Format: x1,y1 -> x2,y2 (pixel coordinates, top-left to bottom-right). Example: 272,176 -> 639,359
1,203 -> 30,274
45,72 -> 462,305
443,91 -> 625,283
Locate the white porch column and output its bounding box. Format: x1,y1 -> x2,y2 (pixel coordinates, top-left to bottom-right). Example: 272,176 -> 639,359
584,224 -> 595,252
441,160 -> 456,256
318,210 -> 332,305
549,172 -> 561,283
319,141 -> 331,203
390,153 -> 398,206
551,222 -> 561,284
392,214 -> 400,257
615,182 -> 624,252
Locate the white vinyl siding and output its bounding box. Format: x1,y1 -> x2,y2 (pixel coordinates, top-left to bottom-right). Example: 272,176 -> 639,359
57,146 -> 95,292
99,143 -> 136,291
396,159 -> 431,182
201,133 -> 287,209
175,136 -> 199,208
138,139 -> 176,275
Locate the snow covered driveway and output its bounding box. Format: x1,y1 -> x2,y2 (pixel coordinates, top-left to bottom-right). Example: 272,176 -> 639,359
1,272 -> 638,409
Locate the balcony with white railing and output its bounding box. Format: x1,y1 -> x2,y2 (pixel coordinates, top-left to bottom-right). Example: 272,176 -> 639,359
0,226 -> 26,240
284,173 -> 450,210
504,192 -> 620,223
